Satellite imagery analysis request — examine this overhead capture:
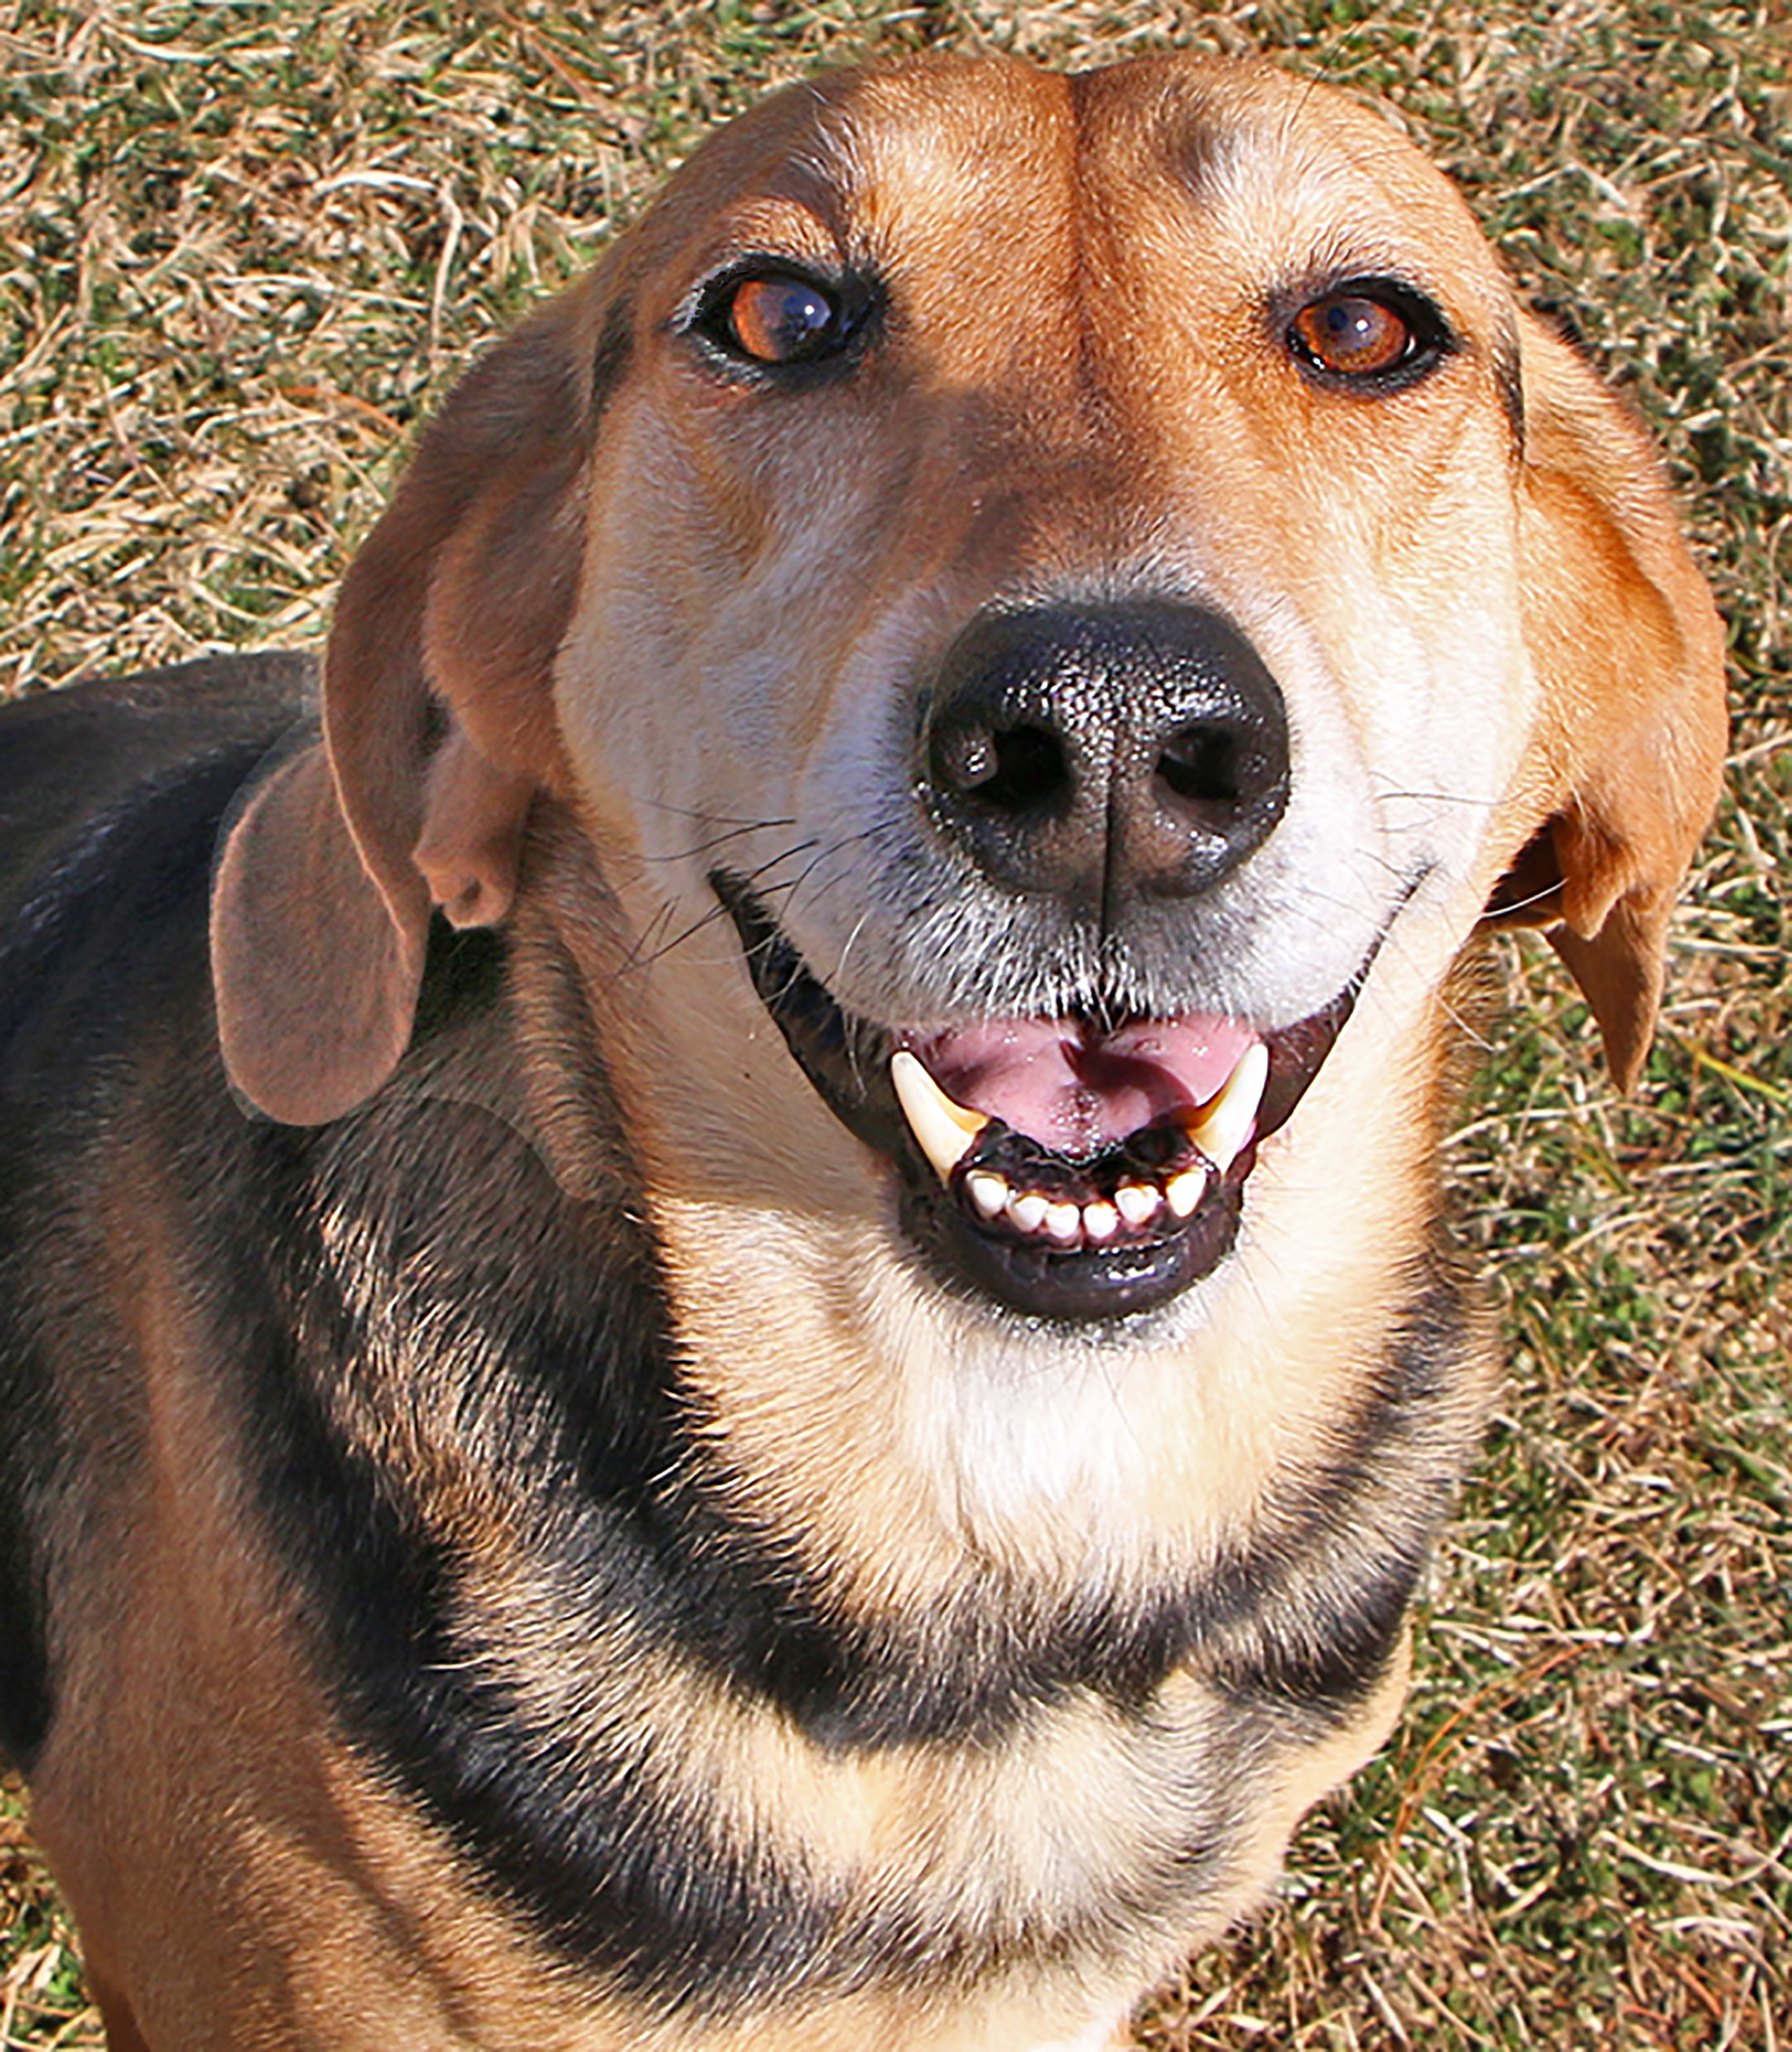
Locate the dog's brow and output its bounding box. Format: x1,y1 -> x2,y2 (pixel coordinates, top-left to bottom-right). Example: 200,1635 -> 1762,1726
577,292 -> 634,436
1491,310 -> 1526,454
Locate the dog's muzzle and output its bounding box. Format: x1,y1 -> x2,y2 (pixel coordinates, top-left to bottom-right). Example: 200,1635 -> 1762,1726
716,602 -> 1357,1323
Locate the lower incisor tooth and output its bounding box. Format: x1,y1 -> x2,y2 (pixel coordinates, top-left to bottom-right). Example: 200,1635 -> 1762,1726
1165,1168 -> 1207,1218
1114,1183 -> 1159,1228
1082,1200 -> 1119,1241
1045,1201 -> 1081,1241
966,1170 -> 1009,1219
1009,1192 -> 1050,1233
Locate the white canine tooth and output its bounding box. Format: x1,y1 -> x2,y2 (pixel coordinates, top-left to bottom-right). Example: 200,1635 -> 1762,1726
1045,1201 -> 1082,1242
1183,1042 -> 1270,1174
966,1169 -> 1009,1220
1082,1200 -> 1119,1242
1165,1167 -> 1207,1218
1009,1192 -> 1050,1233
1114,1182 -> 1161,1229
890,1049 -> 990,1183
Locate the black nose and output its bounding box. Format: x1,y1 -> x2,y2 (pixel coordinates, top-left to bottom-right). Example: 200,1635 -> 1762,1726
919,602 -> 1290,914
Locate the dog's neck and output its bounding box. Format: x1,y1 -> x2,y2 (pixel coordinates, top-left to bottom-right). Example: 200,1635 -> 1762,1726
296,865 -> 1487,1732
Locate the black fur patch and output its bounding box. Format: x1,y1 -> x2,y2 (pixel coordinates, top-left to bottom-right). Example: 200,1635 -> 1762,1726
0,662 -> 316,1763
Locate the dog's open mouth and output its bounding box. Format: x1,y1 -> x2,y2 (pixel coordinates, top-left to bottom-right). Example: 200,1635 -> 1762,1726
711,870 -> 1355,1321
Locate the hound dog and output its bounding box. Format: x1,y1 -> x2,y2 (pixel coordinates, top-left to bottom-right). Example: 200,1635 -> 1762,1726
0,51 -> 1726,2052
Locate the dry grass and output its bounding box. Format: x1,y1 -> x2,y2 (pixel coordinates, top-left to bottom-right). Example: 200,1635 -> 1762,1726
1,1 -> 1787,2046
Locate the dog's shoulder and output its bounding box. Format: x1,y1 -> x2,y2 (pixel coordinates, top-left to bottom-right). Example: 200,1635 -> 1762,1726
0,653 -> 317,920
0,658 -> 314,1755
0,656 -> 325,1101
0,658 -> 660,1794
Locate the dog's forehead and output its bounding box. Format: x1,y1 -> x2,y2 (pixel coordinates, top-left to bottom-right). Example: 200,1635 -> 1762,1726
614,57 -> 1072,308
628,54 -> 1505,310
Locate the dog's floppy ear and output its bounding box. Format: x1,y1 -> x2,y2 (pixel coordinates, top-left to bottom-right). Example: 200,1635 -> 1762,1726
212,277 -> 624,1124
1491,316 -> 1727,1090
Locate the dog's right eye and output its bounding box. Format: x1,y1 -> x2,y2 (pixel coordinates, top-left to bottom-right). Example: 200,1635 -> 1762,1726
696,271 -> 847,368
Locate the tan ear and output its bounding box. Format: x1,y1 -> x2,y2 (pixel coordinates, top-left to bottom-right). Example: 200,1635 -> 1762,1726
1493,316 -> 1727,1090
211,276 -> 627,1123
211,739 -> 427,1125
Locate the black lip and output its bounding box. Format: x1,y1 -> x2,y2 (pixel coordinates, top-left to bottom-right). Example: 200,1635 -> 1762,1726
711,869 -> 1361,1323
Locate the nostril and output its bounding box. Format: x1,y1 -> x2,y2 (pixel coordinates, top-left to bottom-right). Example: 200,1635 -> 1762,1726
934,722 -> 1070,816
1154,725 -> 1243,812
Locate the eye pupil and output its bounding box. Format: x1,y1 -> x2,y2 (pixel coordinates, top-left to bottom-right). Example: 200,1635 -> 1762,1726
725,275 -> 839,364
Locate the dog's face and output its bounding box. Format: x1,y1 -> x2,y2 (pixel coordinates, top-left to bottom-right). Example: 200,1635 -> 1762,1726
552,58 -> 1541,1327
212,51 -> 1722,1551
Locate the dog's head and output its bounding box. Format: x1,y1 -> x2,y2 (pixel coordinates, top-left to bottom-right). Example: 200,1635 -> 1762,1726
213,54 -> 1725,1333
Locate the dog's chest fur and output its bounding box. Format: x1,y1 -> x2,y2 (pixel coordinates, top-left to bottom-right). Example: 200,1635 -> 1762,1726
7,752 -> 1476,2040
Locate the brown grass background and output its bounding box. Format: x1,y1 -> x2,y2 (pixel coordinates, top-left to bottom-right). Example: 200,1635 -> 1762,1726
1,2 -> 1787,2045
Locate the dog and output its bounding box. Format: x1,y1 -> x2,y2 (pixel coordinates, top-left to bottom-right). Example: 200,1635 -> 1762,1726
0,50 -> 1726,2052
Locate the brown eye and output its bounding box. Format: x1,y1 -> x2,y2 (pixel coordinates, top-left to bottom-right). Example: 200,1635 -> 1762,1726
719,273 -> 841,365
1289,293 -> 1418,379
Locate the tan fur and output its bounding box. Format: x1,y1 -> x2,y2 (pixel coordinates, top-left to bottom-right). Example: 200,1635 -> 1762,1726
12,50 -> 1725,2052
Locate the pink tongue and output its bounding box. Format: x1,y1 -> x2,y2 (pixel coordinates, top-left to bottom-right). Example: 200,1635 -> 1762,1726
908,1016 -> 1261,1158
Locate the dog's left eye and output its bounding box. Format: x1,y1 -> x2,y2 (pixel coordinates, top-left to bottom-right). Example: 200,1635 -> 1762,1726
1287,285 -> 1447,385
700,271 -> 846,367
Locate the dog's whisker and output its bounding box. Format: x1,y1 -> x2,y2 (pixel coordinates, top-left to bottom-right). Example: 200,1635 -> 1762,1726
737,839 -> 825,887
619,829 -> 871,979
641,817 -> 802,863
621,896 -> 744,975
637,797 -> 803,831
1436,991 -> 1500,1054
1477,878 -> 1562,922
757,831 -> 886,919
831,913 -> 874,995
609,894 -> 685,980
1369,785 -> 1499,809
